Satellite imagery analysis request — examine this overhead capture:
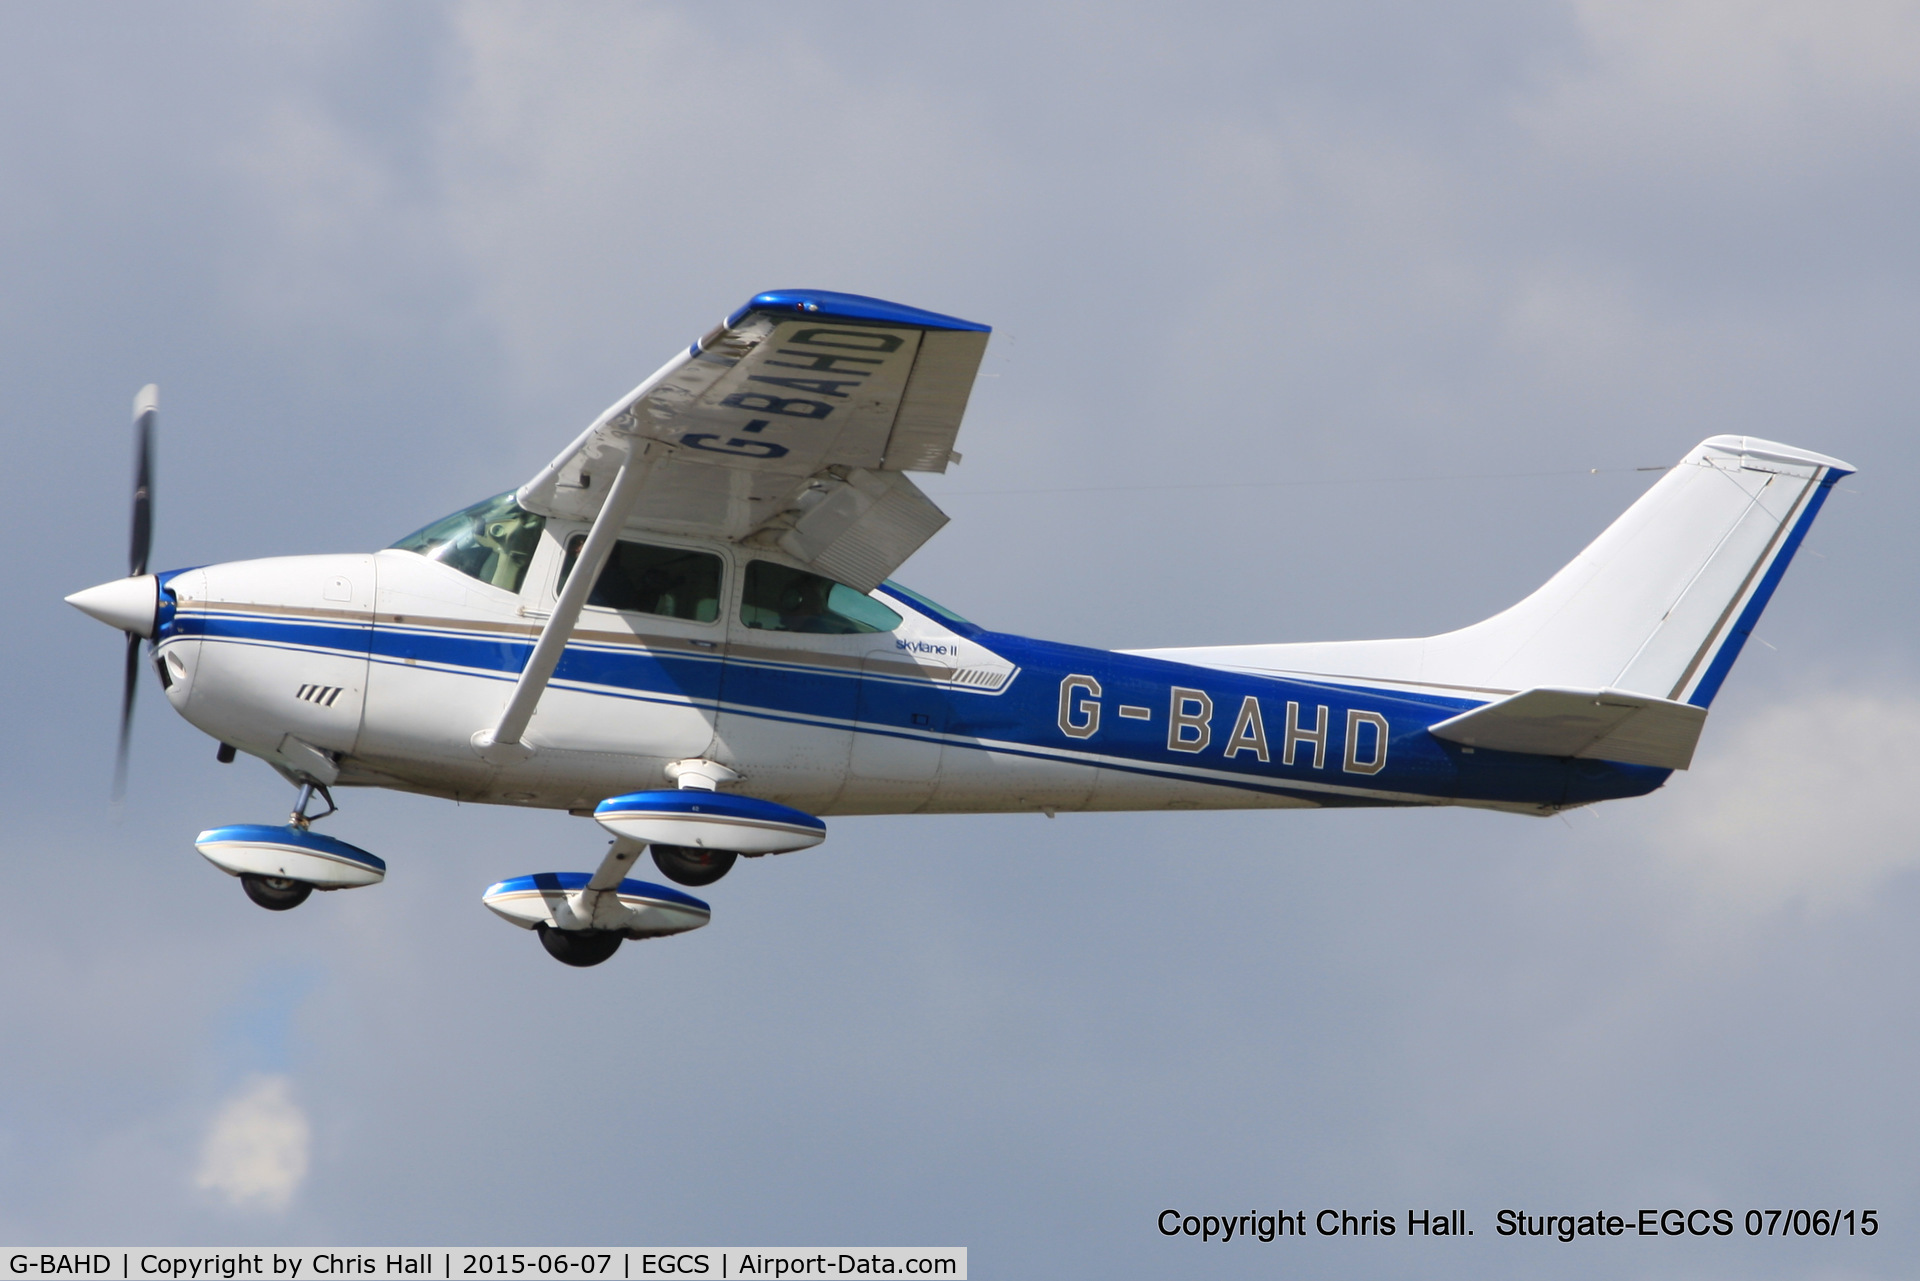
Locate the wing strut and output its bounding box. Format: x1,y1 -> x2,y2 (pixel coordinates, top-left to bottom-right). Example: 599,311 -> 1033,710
475,436 -> 649,761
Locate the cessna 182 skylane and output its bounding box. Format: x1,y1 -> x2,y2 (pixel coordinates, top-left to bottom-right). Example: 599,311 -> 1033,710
67,290 -> 1853,966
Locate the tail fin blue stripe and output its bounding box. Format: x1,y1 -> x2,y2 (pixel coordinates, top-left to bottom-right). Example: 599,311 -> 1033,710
1686,472 -> 1841,708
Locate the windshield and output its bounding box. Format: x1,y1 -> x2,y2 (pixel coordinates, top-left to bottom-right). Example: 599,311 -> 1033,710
880,580 -> 974,628
388,493 -> 546,593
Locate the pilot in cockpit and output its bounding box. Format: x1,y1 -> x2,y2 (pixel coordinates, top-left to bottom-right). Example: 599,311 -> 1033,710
775,576 -> 838,633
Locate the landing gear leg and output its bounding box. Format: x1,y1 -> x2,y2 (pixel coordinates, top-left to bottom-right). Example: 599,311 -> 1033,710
289,781 -> 336,828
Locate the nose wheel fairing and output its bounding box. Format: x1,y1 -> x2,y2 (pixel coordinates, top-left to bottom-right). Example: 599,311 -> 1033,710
194,823 -> 386,889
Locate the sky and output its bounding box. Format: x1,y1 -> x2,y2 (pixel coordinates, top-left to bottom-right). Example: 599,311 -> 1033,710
4,2 -> 1919,1275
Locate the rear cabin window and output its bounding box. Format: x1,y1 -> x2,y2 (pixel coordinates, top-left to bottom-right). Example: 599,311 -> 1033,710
741,560 -> 902,634
560,536 -> 723,623
388,493 -> 546,593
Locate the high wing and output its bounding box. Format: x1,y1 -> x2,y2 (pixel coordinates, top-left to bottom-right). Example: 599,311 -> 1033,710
516,290 -> 990,591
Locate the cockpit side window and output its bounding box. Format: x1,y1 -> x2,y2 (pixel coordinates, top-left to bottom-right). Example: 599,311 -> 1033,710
560,535 -> 723,623
741,560 -> 902,634
388,493 -> 546,593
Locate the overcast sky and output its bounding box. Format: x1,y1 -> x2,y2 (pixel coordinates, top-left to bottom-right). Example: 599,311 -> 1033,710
5,3 -> 1919,1276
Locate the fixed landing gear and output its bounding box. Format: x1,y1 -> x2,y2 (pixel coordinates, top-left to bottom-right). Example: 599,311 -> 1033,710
196,779 -> 387,911
242,874 -> 313,911
231,781 -> 337,911
484,780 -> 826,966
536,923 -> 624,967
649,843 -> 738,887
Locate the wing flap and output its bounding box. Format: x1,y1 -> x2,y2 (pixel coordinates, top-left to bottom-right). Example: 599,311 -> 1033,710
775,469 -> 949,592
1428,686 -> 1707,770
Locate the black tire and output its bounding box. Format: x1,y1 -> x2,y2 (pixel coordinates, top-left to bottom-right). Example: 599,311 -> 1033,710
650,844 -> 738,887
241,874 -> 313,911
537,923 -> 624,967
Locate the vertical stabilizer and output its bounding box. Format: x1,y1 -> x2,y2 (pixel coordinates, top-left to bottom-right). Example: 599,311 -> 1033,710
1579,437 -> 1852,705
1137,436 -> 1853,708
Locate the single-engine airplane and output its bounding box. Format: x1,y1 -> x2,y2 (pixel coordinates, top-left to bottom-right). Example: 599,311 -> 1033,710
67,290 -> 1853,965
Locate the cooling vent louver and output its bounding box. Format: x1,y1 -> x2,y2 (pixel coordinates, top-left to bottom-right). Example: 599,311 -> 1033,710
296,683 -> 345,708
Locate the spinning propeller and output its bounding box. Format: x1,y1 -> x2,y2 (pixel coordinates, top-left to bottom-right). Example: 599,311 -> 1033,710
65,385 -> 163,797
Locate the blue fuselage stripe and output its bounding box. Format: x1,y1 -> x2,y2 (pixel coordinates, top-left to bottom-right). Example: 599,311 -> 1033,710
169,610 -> 1667,808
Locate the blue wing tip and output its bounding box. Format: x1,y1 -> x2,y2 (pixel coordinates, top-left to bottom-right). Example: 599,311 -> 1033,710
729,290 -> 990,333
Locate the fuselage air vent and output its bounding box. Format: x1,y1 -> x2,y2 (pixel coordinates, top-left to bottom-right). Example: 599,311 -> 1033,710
296,683 -> 345,708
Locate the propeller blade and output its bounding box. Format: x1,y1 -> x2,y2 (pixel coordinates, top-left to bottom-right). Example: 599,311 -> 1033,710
114,630 -> 140,800
130,384 -> 156,578
114,384 -> 158,799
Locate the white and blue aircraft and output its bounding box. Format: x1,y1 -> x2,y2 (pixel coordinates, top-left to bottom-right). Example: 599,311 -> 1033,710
67,290 -> 1854,966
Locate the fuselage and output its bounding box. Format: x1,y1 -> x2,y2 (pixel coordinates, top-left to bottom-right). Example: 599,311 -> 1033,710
146,522 -> 1666,820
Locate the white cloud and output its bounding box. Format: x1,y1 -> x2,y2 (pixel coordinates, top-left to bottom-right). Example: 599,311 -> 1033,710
1651,685 -> 1920,915
1525,0 -> 1920,174
221,99 -> 412,331
428,3 -> 999,407
194,1076 -> 310,1213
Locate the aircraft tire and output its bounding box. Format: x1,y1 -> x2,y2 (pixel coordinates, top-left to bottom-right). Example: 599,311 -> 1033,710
537,923 -> 624,967
650,844 -> 738,887
241,874 -> 313,911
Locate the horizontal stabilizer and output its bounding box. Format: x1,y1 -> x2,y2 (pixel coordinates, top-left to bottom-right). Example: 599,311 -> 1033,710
1428,687 -> 1707,770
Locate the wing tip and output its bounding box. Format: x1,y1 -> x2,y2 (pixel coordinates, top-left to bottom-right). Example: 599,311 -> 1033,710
731,289 -> 990,333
